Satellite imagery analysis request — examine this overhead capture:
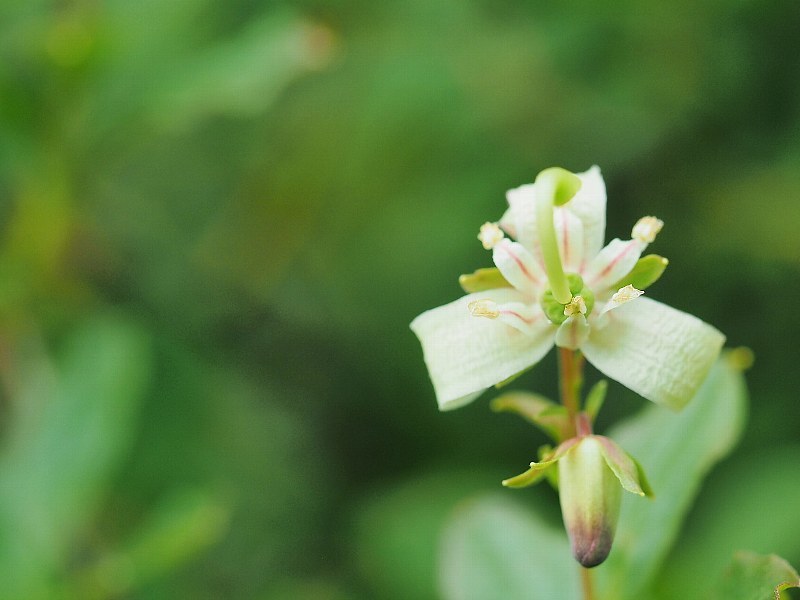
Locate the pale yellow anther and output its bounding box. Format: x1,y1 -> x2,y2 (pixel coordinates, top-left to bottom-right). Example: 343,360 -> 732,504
478,222 -> 504,250
563,295 -> 587,317
611,284 -> 644,305
468,299 -> 500,319
631,216 -> 664,244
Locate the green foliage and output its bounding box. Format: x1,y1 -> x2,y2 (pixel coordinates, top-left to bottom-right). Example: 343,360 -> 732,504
1,0 -> 800,596
0,316 -> 152,599
596,354 -> 748,599
439,494 -> 578,600
710,552 -> 800,600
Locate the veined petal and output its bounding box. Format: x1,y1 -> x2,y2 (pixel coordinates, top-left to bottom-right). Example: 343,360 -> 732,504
410,288 -> 556,411
555,314 -> 590,350
554,207 -> 584,273
567,166 -> 607,266
581,297 -> 725,410
493,239 -> 547,296
583,239 -> 644,293
495,301 -> 547,336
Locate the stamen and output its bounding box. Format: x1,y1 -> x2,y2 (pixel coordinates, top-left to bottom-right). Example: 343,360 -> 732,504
478,222 -> 504,250
611,284 -> 644,304
468,299 -> 500,319
563,295 -> 587,317
631,216 -> 664,244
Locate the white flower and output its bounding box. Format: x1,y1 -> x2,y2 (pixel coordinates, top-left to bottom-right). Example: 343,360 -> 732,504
410,166 -> 725,411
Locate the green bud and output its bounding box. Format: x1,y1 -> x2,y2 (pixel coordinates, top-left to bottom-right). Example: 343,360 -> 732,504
536,167 -> 583,206
611,254 -> 668,291
459,267 -> 511,293
558,436 -> 622,568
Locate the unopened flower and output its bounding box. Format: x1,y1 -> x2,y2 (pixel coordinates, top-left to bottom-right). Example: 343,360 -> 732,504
411,166 -> 725,411
502,423 -> 652,568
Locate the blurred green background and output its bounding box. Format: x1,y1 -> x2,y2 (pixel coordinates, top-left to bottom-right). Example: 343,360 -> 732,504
1,1 -> 799,598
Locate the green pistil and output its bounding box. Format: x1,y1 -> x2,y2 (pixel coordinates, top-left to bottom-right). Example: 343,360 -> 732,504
535,167 -> 582,304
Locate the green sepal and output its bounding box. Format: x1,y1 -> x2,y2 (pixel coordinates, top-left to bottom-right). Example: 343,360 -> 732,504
595,436 -> 653,497
584,380 -> 608,423
459,267 -> 512,293
630,454 -> 655,498
539,444 -> 560,489
491,392 -> 572,442
611,254 -> 668,291
501,438 -> 577,489
536,167 -> 583,206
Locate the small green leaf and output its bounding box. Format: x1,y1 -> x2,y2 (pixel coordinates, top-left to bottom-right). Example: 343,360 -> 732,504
458,267 -> 511,293
584,380 -> 608,423
710,552 -> 800,600
491,392 -> 571,441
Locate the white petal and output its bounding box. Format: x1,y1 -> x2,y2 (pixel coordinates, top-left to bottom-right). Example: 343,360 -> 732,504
555,315 -> 590,350
583,239 -> 644,293
567,166 -> 607,266
410,288 -> 556,411
581,297 -> 725,410
504,183 -> 539,252
493,239 -> 547,296
554,207 -> 584,273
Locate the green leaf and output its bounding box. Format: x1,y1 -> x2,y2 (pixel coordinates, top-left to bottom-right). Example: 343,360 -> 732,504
710,552 -> 800,600
81,489 -> 229,596
439,493 -> 579,600
353,468 -> 500,600
596,353 -> 748,599
491,392 -> 571,442
654,444 -> 800,600
584,379 -> 608,423
0,315 -> 152,599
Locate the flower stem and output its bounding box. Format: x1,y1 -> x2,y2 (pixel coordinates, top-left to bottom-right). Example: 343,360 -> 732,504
580,566 -> 596,600
558,348 -> 584,436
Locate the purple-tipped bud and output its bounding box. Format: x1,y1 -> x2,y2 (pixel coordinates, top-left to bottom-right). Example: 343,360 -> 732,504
558,435 -> 622,568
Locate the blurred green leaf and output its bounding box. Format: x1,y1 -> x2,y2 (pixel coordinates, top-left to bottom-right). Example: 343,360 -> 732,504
654,445 -> 800,600
353,468 -> 501,600
0,315 -> 152,599
81,489 -> 228,598
596,354 -> 748,599
438,493 -> 578,600
144,11 -> 334,129
709,552 -> 800,600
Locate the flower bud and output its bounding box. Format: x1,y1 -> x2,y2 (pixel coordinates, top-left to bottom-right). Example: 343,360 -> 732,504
558,435 -> 622,568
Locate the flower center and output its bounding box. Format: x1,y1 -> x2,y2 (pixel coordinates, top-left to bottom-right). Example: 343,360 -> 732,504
563,295 -> 587,317
541,273 -> 596,325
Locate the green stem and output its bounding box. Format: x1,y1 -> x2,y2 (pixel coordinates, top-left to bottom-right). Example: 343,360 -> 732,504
558,348 -> 584,436
581,566 -> 596,600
